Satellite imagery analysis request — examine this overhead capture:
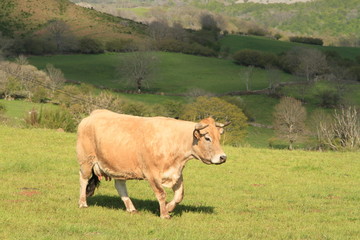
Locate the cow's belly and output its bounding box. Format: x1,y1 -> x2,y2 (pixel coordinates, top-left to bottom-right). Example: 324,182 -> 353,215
161,165 -> 182,188
95,153 -> 145,180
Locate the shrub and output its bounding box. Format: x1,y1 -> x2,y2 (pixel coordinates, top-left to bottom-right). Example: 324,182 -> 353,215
161,100 -> 184,119
347,65 -> 360,81
289,36 -> 324,46
233,49 -> 278,68
25,107 -> 77,132
79,37 -> 104,54
0,102 -> 6,114
221,96 -> 254,122
122,102 -> 149,116
312,82 -> 341,108
105,39 -> 135,52
181,96 -> 248,146
247,26 -> 269,36
312,106 -> 360,151
156,39 -> 217,57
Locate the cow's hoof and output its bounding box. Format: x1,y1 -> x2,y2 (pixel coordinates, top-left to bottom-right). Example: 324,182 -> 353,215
160,214 -> 171,219
129,210 -> 139,214
79,203 -> 88,208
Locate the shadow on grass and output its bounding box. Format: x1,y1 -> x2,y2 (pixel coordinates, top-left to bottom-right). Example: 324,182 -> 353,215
88,195 -> 214,217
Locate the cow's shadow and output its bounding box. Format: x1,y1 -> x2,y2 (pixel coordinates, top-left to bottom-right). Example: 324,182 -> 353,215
88,195 -> 214,217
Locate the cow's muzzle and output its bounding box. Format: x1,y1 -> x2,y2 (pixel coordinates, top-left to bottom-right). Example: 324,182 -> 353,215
211,154 -> 227,165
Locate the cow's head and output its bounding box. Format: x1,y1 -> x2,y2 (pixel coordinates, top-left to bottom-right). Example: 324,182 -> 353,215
192,117 -> 230,165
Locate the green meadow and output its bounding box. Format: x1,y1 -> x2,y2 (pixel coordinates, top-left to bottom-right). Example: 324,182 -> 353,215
1,125 -> 360,239
28,51 -> 296,94
220,35 -> 360,60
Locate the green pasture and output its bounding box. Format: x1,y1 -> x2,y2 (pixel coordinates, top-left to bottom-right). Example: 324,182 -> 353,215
1,125 -> 360,239
220,35 -> 360,60
28,52 -> 296,94
0,99 -> 57,126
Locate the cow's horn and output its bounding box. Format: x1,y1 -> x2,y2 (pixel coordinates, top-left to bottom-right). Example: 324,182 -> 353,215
216,121 -> 231,128
195,123 -> 208,130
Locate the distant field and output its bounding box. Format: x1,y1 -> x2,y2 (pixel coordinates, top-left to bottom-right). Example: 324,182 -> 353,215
1,125 -> 360,239
0,100 -> 58,126
221,35 -> 360,60
28,52 -> 296,94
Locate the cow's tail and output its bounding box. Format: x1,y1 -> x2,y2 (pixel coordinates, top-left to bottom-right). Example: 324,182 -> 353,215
86,168 -> 100,197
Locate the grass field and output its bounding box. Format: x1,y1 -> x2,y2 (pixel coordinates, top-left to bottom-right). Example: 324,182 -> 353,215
220,35 -> 360,60
28,52 -> 296,94
1,125 -> 360,239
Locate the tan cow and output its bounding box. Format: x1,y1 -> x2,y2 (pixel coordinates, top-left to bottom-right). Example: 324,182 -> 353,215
77,109 -> 230,219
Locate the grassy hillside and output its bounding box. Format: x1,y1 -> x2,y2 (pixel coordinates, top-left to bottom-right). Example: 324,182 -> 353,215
28,52 -> 296,94
71,0 -> 360,44
197,0 -> 360,41
1,125 -> 360,239
221,35 -> 360,60
0,0 -> 147,41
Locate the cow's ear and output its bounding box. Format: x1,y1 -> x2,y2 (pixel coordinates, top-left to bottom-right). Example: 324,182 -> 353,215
193,129 -> 201,139
218,127 -> 224,135
194,123 -> 208,139
216,121 -> 231,135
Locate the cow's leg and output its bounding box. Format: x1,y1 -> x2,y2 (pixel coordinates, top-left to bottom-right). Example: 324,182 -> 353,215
78,163 -> 92,208
114,180 -> 137,213
166,175 -> 184,213
148,179 -> 170,219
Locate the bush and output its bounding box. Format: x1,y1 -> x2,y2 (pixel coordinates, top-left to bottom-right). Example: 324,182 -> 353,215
289,36 -> 324,46
247,26 -> 269,36
79,37 -> 104,54
348,65 -> 360,81
311,82 -> 341,108
25,107 -> 76,132
233,49 -> 278,68
122,102 -> 149,117
156,39 -> 217,57
105,39 -> 135,52
161,100 -> 184,119
311,107 -> 360,151
181,96 -> 248,146
22,37 -> 57,55
0,102 -> 6,114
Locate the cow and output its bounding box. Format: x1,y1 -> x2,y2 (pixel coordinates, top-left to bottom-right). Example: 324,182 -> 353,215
76,109 -> 230,219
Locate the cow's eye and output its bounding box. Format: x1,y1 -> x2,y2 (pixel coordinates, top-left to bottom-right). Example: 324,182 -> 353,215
204,136 -> 212,142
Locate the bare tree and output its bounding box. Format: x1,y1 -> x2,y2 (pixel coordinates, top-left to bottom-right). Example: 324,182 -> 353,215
296,48 -> 328,82
15,55 -> 29,65
314,106 -> 360,150
148,20 -> 170,41
46,20 -> 75,53
273,97 -> 307,150
45,64 -> 66,97
117,51 -> 157,94
266,66 -> 281,94
240,65 -> 254,91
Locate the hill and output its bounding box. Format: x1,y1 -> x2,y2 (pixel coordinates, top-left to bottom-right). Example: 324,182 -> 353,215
0,0 -> 147,42
74,0 -> 359,45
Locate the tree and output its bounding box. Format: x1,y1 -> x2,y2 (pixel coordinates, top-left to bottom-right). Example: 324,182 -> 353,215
45,64 -> 66,98
295,48 -> 328,82
117,51 -> 157,93
273,97 -> 307,150
181,96 -> 248,146
265,66 -> 281,95
200,13 -> 220,32
312,106 -> 360,151
240,65 -> 254,91
46,20 -> 74,53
